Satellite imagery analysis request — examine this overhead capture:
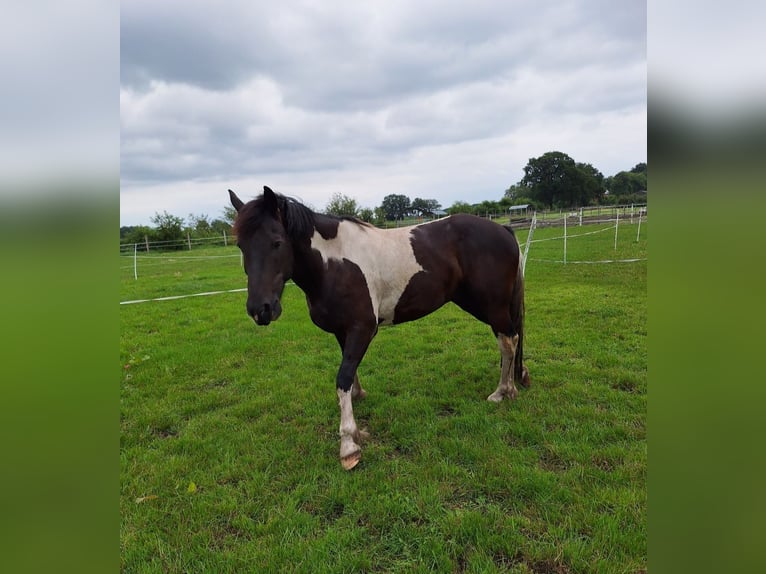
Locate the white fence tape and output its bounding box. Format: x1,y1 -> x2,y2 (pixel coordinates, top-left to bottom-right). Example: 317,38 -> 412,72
525,223 -> 617,245
518,217 -> 645,267
120,288 -> 247,305
529,258 -> 647,264
122,254 -> 241,260
520,213 -> 536,277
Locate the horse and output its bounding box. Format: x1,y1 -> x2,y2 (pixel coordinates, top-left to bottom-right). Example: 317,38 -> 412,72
229,186 -> 530,470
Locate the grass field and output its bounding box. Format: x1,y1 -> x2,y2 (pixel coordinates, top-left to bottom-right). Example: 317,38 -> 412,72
120,221 -> 647,573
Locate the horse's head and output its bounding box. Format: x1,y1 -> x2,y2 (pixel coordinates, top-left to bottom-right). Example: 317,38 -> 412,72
230,186 -> 294,326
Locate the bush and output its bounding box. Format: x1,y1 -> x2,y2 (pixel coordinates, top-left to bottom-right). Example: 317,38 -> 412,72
150,211 -> 186,250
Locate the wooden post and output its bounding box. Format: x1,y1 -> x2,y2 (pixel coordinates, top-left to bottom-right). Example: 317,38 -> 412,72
187,232 -> 192,250
144,234 -> 150,252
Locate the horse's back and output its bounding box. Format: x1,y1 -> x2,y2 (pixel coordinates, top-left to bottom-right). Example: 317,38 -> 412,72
420,214 -> 520,269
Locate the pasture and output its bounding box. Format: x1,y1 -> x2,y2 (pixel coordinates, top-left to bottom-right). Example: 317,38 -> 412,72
120,221 -> 647,573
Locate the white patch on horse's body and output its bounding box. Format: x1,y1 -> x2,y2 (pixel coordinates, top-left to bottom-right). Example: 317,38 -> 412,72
310,220 -> 434,324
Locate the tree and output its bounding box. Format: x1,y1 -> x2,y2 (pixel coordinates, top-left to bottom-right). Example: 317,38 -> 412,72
221,205 -> 238,226
519,151 -> 604,209
325,192 -> 360,217
210,218 -> 231,235
504,183 -> 523,201
373,206 -> 387,225
519,151 -> 573,208
358,208 -> 374,223
380,194 -> 411,220
447,201 -> 475,215
150,211 -> 185,247
607,171 -> 646,196
120,225 -> 156,246
188,213 -> 212,236
574,162 -> 606,205
476,199 -> 502,217
410,197 -> 442,217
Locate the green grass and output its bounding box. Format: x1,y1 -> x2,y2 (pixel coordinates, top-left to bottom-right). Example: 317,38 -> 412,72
120,246 -> 243,301
120,222 -> 646,573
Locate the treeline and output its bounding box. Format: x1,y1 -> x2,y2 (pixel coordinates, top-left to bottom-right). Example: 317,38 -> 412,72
506,151 -> 646,210
120,209 -> 237,250
324,192 -> 446,223
328,151 -> 646,221
120,151 -> 646,247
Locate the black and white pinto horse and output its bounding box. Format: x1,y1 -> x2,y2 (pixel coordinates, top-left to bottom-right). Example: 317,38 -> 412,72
229,186 -> 529,469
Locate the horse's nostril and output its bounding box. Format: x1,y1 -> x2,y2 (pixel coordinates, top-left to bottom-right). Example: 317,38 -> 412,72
262,303 -> 271,316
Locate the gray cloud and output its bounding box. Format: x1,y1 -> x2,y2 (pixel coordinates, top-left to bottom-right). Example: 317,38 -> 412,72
120,0 -> 646,225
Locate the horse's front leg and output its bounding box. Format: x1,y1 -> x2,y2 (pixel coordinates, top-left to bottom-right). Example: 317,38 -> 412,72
336,327 -> 375,470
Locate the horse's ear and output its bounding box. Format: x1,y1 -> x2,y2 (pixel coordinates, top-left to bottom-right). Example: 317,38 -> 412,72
262,185 -> 279,215
228,189 -> 244,212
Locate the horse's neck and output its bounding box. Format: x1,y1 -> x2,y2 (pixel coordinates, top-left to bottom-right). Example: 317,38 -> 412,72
289,213 -> 358,296
290,226 -> 325,298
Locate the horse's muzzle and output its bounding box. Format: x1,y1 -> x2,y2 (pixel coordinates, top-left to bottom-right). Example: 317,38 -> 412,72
249,299 -> 282,326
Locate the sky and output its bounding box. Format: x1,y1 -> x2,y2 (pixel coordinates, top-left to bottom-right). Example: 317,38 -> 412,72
120,0 -> 646,226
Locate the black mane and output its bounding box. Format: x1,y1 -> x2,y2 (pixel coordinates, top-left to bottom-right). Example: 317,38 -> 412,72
233,193 -> 316,242
233,191 -> 369,243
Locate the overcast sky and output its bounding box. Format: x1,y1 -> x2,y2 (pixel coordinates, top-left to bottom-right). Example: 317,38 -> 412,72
120,0 -> 646,226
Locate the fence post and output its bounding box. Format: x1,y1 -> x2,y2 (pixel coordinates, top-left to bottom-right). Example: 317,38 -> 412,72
187,232 -> 192,251
636,213 -> 642,242
223,230 -> 228,247
133,243 -> 138,280
144,234 -> 150,252
614,211 -> 619,251
563,214 -> 567,265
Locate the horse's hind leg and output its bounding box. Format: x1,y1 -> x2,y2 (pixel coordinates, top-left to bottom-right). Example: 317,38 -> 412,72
351,374 -> 367,401
520,364 -> 531,388
488,333 -> 519,402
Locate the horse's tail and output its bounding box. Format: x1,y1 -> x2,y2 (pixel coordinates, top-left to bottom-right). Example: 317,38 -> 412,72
504,225 -> 525,384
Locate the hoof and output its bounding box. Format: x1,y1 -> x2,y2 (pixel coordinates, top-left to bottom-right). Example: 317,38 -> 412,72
341,451 -> 361,470
487,391 -> 504,402
487,387 -> 518,402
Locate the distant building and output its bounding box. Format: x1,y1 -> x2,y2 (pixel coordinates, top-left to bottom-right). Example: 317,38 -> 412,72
508,204 -> 530,220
